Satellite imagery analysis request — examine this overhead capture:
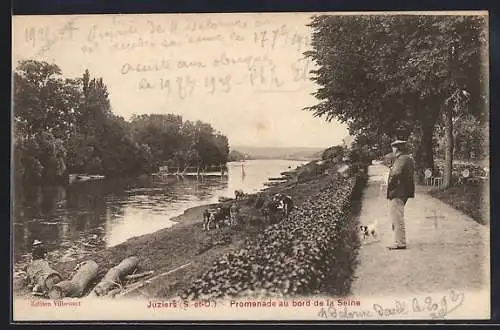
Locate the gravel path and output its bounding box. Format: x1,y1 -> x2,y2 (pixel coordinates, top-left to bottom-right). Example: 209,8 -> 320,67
350,164 -> 490,297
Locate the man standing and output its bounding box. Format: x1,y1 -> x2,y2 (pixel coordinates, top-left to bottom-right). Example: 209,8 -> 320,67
386,140 -> 415,250
31,239 -> 47,260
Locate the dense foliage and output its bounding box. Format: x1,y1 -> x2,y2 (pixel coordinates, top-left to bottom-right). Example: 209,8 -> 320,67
434,114 -> 488,161
180,170 -> 364,300
305,15 -> 488,178
321,145 -> 345,164
13,60 -> 229,185
228,150 -> 249,162
129,114 -> 229,170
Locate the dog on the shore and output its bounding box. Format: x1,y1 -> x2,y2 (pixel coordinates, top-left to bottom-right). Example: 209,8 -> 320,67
272,193 -> 293,217
203,206 -> 231,231
360,219 -> 378,240
234,189 -> 246,200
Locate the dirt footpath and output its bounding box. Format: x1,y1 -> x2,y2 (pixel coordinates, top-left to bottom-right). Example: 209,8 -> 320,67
350,164 -> 490,297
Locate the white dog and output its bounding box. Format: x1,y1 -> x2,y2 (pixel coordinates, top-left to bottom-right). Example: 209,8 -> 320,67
360,218 -> 378,240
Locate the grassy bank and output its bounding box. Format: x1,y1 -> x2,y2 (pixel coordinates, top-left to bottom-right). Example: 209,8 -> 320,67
16,160 -> 352,298
181,169 -> 367,300
428,181 -> 489,225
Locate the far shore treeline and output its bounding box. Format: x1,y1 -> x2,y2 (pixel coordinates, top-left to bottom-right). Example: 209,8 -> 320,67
13,60 -> 230,186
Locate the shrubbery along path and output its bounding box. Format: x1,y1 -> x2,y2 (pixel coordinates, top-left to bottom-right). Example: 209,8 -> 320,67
180,170 -> 366,300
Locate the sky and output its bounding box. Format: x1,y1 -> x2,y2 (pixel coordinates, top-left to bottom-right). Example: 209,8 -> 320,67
12,13 -> 349,149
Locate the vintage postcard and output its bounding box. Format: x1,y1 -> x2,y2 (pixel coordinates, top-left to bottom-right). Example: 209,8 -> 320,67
11,11 -> 490,322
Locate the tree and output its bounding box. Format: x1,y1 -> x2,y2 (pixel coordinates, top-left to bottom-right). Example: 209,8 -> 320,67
305,14 -> 488,180
130,114 -> 185,170
129,114 -> 229,171
66,69 -> 124,175
79,69 -> 112,137
13,60 -> 82,140
13,60 -> 232,183
436,114 -> 487,161
14,132 -> 67,185
212,133 -> 230,164
191,121 -> 229,166
65,133 -> 103,174
322,145 -> 345,164
13,60 -> 81,185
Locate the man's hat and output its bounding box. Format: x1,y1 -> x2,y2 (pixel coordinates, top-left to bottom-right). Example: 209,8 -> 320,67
390,140 -> 407,147
33,239 -> 43,245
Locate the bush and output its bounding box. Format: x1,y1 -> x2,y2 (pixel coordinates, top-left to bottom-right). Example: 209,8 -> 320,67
296,162 -> 323,183
179,171 -> 365,300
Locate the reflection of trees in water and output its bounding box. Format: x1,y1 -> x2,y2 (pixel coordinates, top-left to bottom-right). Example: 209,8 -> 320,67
13,179 -> 128,255
12,170 -> 245,257
66,180 -> 127,232
176,176 -> 228,200
14,185 -> 68,218
41,186 -> 67,215
194,177 -> 228,200
241,163 -> 246,182
13,185 -> 42,220
25,221 -> 61,251
14,185 -> 68,253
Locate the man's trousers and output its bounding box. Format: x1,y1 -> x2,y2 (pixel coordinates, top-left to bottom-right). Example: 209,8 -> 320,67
389,197 -> 408,247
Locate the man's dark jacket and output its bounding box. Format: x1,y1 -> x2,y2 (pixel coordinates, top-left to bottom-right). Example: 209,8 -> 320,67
32,245 -> 47,260
387,152 -> 415,200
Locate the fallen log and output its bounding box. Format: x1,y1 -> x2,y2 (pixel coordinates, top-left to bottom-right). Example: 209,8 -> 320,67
91,256 -> 139,297
26,259 -> 63,293
48,260 -> 98,299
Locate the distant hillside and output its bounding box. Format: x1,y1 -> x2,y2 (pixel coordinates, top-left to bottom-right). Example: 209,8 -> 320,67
230,146 -> 325,161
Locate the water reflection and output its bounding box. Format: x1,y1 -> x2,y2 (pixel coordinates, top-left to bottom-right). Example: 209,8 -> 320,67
13,160 -> 305,262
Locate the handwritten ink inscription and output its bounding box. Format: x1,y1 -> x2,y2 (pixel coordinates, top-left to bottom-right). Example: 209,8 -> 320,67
17,15 -> 313,100
317,290 -> 465,320
24,17 -> 79,56
121,55 -> 311,99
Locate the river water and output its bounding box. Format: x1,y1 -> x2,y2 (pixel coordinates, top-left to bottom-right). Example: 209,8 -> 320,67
12,159 -> 306,265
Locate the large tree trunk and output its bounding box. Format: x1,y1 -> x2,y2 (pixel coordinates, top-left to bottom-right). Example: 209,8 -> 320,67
48,260 -> 98,299
443,104 -> 454,188
91,256 -> 139,297
26,259 -> 64,292
414,124 -> 435,182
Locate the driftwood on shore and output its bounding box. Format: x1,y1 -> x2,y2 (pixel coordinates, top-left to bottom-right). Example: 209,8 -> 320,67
48,260 -> 98,299
90,256 -> 139,297
26,259 -> 64,293
115,262 -> 191,298
125,270 -> 154,280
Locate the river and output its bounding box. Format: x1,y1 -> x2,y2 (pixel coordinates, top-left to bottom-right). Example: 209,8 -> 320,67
12,159 -> 306,266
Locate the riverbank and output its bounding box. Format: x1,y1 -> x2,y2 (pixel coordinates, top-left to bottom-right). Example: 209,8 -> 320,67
14,159 -> 331,298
